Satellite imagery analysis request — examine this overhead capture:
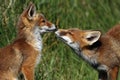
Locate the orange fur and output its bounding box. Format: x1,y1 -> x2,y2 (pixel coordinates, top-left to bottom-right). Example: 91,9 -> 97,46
56,25 -> 120,80
0,2 -> 56,80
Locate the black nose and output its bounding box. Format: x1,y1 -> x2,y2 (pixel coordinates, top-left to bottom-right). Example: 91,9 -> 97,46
54,25 -> 58,31
54,28 -> 58,31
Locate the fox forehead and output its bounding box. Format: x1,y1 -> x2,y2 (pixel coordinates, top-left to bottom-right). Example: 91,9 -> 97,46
22,13 -> 43,22
39,13 -> 45,19
59,28 -> 86,39
19,13 -> 47,29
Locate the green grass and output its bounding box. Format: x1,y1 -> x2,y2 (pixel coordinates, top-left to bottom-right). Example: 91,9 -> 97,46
1,0 -> 120,80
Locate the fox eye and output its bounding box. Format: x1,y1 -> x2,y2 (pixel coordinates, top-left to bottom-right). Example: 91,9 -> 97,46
60,31 -> 67,36
41,19 -> 46,23
68,32 -> 71,34
68,32 -> 73,35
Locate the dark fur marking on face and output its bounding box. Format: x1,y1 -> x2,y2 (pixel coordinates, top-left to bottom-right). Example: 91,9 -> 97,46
60,31 -> 67,36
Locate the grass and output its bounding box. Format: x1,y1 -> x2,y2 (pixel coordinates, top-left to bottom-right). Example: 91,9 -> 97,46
1,0 -> 120,80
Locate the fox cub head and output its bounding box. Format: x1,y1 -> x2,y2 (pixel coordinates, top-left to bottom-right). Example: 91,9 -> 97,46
55,28 -> 101,52
17,2 -> 56,34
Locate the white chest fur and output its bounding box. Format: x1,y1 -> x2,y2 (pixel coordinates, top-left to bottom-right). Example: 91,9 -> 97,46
33,27 -> 43,66
33,27 -> 43,51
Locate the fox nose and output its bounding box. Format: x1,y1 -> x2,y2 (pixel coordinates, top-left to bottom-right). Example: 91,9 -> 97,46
52,25 -> 58,32
54,28 -> 58,31
54,24 -> 58,31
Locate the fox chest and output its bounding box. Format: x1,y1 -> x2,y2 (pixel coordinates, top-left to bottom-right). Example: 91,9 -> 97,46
31,27 -> 43,51
35,52 -> 41,67
33,34 -> 43,51
34,35 -> 42,66
30,29 -> 43,66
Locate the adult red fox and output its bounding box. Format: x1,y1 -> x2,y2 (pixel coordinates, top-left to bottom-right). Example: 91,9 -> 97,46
55,25 -> 120,80
0,2 -> 56,80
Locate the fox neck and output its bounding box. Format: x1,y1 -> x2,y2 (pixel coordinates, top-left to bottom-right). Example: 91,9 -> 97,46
75,45 -> 109,72
29,27 -> 43,51
76,47 -> 99,66
17,26 -> 42,51
75,41 -> 102,67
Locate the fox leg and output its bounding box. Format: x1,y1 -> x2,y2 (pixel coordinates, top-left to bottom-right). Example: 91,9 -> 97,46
21,57 -> 36,80
21,65 -> 35,80
108,66 -> 119,80
98,67 -> 119,80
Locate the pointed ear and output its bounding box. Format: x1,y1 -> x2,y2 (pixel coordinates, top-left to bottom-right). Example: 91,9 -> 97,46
27,2 -> 36,20
84,31 -> 101,45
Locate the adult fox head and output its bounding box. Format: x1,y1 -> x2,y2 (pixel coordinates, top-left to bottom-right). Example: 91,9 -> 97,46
17,2 -> 56,35
55,28 -> 101,53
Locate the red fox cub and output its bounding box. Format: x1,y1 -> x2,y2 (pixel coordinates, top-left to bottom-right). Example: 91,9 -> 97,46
55,25 -> 120,80
0,2 -> 56,80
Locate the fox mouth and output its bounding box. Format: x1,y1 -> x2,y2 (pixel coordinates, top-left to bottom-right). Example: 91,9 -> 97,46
39,28 -> 57,33
56,35 -> 75,46
56,36 -> 68,43
39,24 -> 57,33
55,31 -> 73,44
46,28 -> 57,32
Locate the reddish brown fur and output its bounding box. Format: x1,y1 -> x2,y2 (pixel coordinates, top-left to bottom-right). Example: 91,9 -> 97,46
0,43 -> 23,80
57,25 -> 120,80
0,2 -> 55,80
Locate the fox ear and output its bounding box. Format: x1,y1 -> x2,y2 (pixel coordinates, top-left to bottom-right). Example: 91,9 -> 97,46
27,2 -> 36,20
84,31 -> 101,45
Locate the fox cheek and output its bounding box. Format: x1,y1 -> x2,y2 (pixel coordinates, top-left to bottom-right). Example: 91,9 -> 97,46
69,42 -> 80,51
46,22 -> 53,27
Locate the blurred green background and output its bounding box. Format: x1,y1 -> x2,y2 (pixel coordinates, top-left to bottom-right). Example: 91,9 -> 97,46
0,0 -> 120,80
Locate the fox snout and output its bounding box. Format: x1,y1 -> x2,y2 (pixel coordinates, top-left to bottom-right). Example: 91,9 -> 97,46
55,29 -> 80,51
55,29 -> 66,36
39,24 -> 57,33
46,24 -> 57,31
